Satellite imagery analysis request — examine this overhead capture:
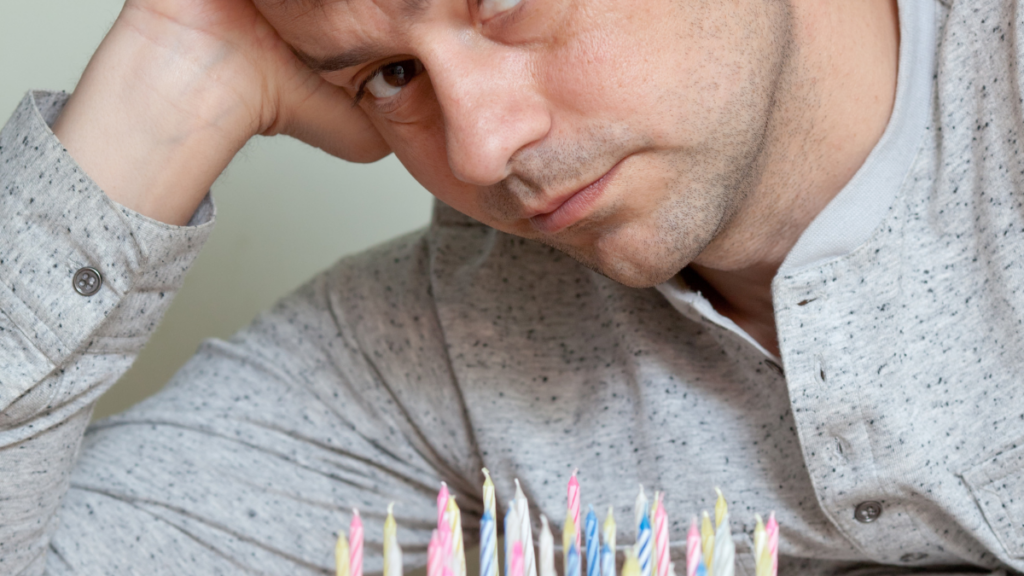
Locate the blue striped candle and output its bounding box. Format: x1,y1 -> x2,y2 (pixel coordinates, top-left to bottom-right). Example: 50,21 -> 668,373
637,514 -> 652,576
567,542 -> 581,576
585,506 -> 600,576
481,510 -> 498,576
600,544 -> 616,576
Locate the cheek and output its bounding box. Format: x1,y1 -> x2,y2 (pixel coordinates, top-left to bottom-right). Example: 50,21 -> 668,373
372,104 -> 487,222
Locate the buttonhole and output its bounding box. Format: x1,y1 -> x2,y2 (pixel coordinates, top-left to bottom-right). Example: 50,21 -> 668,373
798,298 -> 818,306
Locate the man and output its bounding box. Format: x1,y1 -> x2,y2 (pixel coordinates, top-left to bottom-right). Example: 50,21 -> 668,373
1,0 -> 1021,573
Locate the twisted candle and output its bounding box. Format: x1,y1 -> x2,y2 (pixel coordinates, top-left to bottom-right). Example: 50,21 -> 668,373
634,486 -> 648,537
709,490 -> 733,576
601,507 -> 616,576
539,515 -> 557,576
349,509 -> 364,576
481,470 -> 499,576
384,503 -> 402,576
650,492 -> 659,576
511,542 -> 525,576
765,513 -> 778,576
428,530 -> 443,576
685,517 -> 701,576
438,483 -> 450,527
637,512 -> 652,576
753,515 -> 766,576
622,547 -> 641,576
447,497 -> 467,576
336,529 -> 350,576
514,480 -> 537,576
585,505 -> 600,576
567,542 -> 581,576
568,470 -> 582,551
700,512 -> 714,576
506,500 -> 520,576
563,514 -> 577,576
654,496 -> 669,576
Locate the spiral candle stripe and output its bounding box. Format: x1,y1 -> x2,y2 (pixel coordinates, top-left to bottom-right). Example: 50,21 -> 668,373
585,506 -> 600,576
654,498 -> 669,576
637,514 -> 652,576
567,542 -> 581,576
601,507 -> 617,576
481,511 -> 497,576
568,471 -> 582,551
349,509 -> 364,576
428,530 -> 443,576
511,542 -> 525,576
765,513 -> 778,576
685,517 -> 701,576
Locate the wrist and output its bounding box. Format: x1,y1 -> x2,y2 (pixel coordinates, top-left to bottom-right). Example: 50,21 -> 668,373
52,9 -> 260,225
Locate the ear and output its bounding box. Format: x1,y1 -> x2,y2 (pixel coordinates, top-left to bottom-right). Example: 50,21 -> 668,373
283,82 -> 392,163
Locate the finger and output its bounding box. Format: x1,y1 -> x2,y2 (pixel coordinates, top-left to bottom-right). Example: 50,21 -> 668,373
280,79 -> 391,164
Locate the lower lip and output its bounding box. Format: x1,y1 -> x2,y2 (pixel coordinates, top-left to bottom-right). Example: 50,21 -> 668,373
530,161 -> 623,234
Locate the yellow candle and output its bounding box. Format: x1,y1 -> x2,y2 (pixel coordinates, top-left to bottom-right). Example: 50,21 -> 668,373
700,512 -> 714,576
336,529 -> 350,576
714,489 -> 727,529
482,468 -> 497,516
753,515 -> 766,576
384,503 -> 402,576
448,496 -> 467,576
603,506 -> 616,551
622,547 -> 641,576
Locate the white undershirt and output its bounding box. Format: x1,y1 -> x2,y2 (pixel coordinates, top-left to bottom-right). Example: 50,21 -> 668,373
655,0 -> 937,363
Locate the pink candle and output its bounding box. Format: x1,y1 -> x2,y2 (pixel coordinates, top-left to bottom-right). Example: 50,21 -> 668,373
511,541 -> 525,576
766,513 -> 778,576
429,530 -> 443,576
438,483 -> 450,527
654,497 -> 669,576
686,517 -> 701,576
350,509 -> 364,576
568,470 -> 582,550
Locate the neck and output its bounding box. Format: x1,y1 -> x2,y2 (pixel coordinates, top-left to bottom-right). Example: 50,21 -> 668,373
689,0 -> 900,357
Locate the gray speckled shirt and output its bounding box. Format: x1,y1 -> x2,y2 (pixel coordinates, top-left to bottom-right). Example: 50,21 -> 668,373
2,0 -> 1023,575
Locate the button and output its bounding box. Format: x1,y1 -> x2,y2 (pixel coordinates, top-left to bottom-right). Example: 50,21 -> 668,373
899,552 -> 928,563
73,267 -> 102,296
854,501 -> 883,523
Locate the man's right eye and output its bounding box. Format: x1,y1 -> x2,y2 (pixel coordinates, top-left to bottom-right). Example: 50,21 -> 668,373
365,59 -> 425,99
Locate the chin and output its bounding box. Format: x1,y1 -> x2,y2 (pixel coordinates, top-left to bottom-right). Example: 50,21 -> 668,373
545,233 -> 697,289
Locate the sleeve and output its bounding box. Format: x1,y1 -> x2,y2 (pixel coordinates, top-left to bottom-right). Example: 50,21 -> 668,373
43,232 -> 484,575
0,90 -> 215,575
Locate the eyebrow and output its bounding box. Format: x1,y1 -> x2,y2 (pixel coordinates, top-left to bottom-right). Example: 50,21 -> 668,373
290,0 -> 435,73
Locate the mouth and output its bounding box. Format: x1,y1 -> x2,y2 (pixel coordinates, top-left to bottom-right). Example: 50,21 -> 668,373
528,159 -> 625,234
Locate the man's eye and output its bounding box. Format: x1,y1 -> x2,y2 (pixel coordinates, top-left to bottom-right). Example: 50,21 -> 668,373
479,0 -> 523,20
365,59 -> 425,99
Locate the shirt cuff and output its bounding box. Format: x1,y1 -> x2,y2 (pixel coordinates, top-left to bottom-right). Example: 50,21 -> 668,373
0,90 -> 216,413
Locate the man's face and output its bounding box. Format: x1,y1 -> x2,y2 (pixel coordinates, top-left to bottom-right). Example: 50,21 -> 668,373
258,0 -> 792,287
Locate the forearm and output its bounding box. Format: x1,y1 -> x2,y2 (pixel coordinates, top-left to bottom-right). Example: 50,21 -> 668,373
0,91 -> 214,575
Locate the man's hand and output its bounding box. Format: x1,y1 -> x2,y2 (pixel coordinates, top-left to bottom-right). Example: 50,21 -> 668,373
51,0 -> 389,225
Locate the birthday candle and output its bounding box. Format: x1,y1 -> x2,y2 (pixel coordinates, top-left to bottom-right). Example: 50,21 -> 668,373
685,517 -> 701,576
709,490 -> 734,576
765,513 -> 778,576
511,542 -> 525,576
601,507 -> 617,576
439,506 -> 454,572
585,505 -> 600,576
622,547 -> 641,576
429,530 -> 444,576
539,516 -> 557,576
567,542 -> 581,576
438,483 -> 450,527
650,492 -> 660,576
568,470 -> 582,551
753,515 -> 766,576
653,495 -> 669,576
336,529 -> 350,576
384,503 -> 403,576
481,471 -> 498,576
506,501 -> 521,576
700,512 -> 714,576
514,480 -> 538,576
634,486 -> 649,537
636,512 -> 653,576
350,509 -> 364,576
563,514 -> 577,576
448,497 -> 467,576
481,509 -> 498,576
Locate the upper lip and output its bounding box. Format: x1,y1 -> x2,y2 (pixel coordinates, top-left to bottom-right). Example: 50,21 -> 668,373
520,162 -> 621,219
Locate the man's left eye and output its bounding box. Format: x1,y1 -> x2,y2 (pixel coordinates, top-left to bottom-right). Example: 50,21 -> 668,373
479,0 -> 523,20
365,59 -> 425,99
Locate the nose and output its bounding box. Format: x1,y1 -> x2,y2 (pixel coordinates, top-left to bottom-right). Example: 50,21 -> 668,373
423,35 -> 551,186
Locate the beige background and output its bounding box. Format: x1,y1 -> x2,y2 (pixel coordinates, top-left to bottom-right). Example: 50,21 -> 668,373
0,0 -> 435,420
